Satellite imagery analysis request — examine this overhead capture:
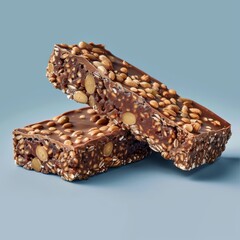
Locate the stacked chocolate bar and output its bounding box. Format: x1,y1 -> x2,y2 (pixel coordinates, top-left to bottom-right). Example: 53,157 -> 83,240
13,41 -> 231,181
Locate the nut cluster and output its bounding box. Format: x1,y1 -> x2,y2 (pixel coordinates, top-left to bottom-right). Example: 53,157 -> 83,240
48,41 -> 223,135
45,41 -> 231,171
13,108 -> 150,181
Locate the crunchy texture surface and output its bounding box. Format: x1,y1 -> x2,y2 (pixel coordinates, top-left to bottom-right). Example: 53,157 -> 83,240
46,42 -> 231,170
13,108 -> 151,181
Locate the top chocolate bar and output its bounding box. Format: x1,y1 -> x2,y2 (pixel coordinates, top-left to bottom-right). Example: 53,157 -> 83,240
46,41 -> 231,170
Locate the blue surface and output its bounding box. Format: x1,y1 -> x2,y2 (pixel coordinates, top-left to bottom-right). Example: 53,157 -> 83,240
0,1 -> 239,240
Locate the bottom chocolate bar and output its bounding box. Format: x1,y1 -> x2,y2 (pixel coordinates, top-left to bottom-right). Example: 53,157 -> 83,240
13,108 -> 151,181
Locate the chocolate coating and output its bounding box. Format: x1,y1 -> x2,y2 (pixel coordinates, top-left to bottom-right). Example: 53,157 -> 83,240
46,42 -> 231,170
13,108 -> 151,181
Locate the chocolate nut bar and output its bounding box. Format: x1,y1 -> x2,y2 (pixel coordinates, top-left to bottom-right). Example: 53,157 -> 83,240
13,108 -> 150,181
46,42 -> 231,170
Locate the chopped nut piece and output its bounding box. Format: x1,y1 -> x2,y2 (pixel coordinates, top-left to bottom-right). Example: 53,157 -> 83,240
124,77 -> 138,87
120,67 -> 128,73
149,100 -> 159,109
89,95 -> 95,107
98,66 -> 107,75
36,146 -> 48,162
57,116 -> 69,125
108,71 -> 115,80
103,142 -> 113,156
78,41 -> 91,49
122,112 -> 136,125
64,140 -> 72,145
73,91 -> 88,103
183,124 -> 193,133
141,74 -> 150,81
62,123 -> 73,129
31,158 -> 42,172
85,74 -> 96,94
48,63 -> 54,74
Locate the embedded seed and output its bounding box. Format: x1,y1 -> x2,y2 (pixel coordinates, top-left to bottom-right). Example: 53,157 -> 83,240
146,93 -> 154,99
140,82 -> 151,88
71,130 -> 83,137
164,108 -> 177,117
183,124 -> 193,133
64,128 -> 74,133
64,140 -> 72,145
90,115 -> 100,122
31,124 -> 43,130
82,137 -> 89,143
96,133 -> 105,137
92,47 -> 104,54
108,71 -> 115,80
46,121 -> 56,127
190,108 -> 202,115
173,139 -> 179,148
181,118 -> 191,123
189,113 -> 200,119
116,74 -> 124,82
84,53 -> 97,60
98,66 -> 107,75
31,158 -> 42,172
103,142 -> 113,156
159,102 -> 165,108
79,114 -> 86,119
78,41 -> 91,49
36,145 -> 48,162
57,116 -> 69,125
99,126 -> 108,131
108,125 -> 119,132
181,105 -> 188,114
149,100 -> 159,109
60,53 -> 69,59
120,67 -> 128,73
89,129 -> 100,136
87,108 -> 96,114
73,91 -> 88,103
48,63 -> 54,74
213,120 -> 221,126
119,73 -> 127,80
99,54 -> 109,61
169,89 -> 176,95
93,61 -> 102,67
54,130 -> 60,134
60,135 -> 70,140
141,74 -> 150,82
193,122 -> 201,132
170,98 -> 177,104
89,95 -> 95,107
122,112 -> 136,125
85,74 -> 96,94
75,138 -> 82,144
165,104 -> 180,112
71,46 -> 81,55
62,123 -> 73,129
145,88 -> 153,93
130,87 -> 138,92
48,127 -> 56,131
153,82 -> 160,89
101,60 -> 112,69
41,130 -> 51,135
96,118 -> 108,125
124,77 -> 138,87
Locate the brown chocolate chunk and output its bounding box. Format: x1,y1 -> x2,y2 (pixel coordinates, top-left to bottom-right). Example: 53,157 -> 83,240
13,108 -> 150,181
46,42 -> 231,170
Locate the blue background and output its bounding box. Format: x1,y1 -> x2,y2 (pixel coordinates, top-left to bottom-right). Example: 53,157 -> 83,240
0,0 -> 239,239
